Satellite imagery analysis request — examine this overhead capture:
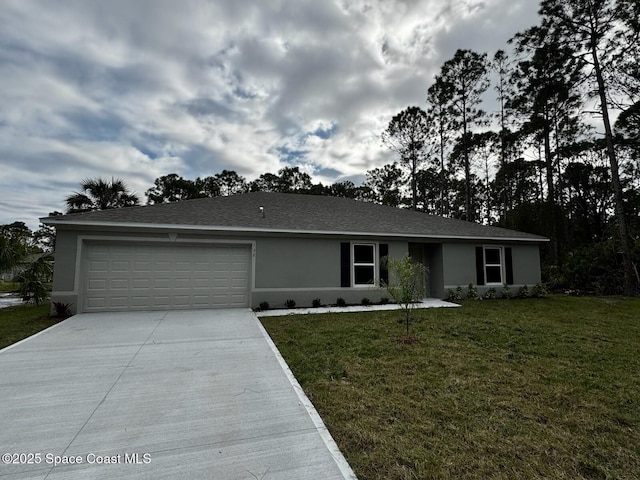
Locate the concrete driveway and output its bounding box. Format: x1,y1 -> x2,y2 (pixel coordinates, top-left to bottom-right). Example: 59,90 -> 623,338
0,309 -> 356,480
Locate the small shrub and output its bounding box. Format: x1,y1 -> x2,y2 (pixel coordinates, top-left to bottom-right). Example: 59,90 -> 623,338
379,297 -> 389,305
466,283 -> 480,300
52,301 -> 72,317
517,285 -> 530,298
502,284 -> 512,299
361,298 -> 371,306
259,301 -> 270,311
312,298 -> 322,308
446,286 -> 463,301
532,283 -> 548,298
285,299 -> 296,308
336,297 -> 347,307
483,287 -> 497,300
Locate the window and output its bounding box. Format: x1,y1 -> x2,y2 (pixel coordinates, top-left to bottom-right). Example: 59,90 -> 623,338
484,247 -> 503,284
352,243 -> 376,286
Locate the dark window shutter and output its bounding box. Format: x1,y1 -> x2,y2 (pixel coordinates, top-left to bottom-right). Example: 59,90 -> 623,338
475,246 -> 485,286
340,242 -> 351,287
505,247 -> 514,285
379,243 -> 389,285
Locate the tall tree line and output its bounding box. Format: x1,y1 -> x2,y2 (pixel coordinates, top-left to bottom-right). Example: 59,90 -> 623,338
382,0 -> 639,294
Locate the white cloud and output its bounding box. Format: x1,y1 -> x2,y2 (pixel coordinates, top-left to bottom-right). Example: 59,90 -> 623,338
0,0 -> 540,229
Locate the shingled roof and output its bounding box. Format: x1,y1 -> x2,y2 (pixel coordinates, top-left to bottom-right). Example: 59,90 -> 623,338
43,192 -> 547,242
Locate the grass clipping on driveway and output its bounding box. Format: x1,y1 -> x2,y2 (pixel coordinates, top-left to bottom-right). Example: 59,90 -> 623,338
261,296 -> 640,480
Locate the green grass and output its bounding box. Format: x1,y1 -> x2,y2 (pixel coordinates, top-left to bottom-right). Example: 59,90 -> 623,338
0,303 -> 64,350
261,296 -> 640,480
0,281 -> 20,293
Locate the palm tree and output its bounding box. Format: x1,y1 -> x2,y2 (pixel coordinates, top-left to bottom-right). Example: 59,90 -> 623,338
65,178 -> 140,213
0,233 -> 25,273
0,223 -> 30,273
16,253 -> 53,304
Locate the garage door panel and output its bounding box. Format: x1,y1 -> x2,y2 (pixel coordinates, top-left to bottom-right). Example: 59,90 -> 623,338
111,261 -> 130,271
192,285 -> 212,293
88,260 -> 108,272
212,271 -> 232,280
109,297 -> 128,308
175,262 -> 192,272
154,262 -> 172,272
133,261 -> 152,272
193,272 -> 213,281
82,243 -> 251,312
151,296 -> 171,307
152,287 -> 171,296
87,298 -> 106,309
211,278 -> 229,288
172,284 -> 190,294
230,294 -> 248,306
211,294 -> 230,304
153,279 -> 172,288
87,278 -> 107,290
130,299 -> 150,309
110,279 -> 129,289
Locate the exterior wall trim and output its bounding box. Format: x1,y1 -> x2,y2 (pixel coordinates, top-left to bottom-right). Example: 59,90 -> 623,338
444,284 -> 530,290
253,286 -> 385,292
44,219 -> 548,243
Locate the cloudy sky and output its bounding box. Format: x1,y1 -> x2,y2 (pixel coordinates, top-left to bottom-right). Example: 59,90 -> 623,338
0,0 -> 540,230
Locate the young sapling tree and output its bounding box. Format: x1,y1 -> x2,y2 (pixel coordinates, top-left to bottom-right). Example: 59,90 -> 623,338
382,255 -> 427,337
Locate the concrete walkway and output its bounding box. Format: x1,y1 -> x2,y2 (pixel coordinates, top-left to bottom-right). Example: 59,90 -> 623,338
0,309 -> 356,480
256,298 -> 459,317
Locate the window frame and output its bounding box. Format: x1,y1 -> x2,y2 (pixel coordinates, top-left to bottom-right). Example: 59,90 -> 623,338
351,242 -> 378,287
483,246 -> 504,285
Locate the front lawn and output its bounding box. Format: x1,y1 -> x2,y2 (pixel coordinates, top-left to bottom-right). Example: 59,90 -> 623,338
0,281 -> 20,293
0,304 -> 64,350
261,296 -> 640,480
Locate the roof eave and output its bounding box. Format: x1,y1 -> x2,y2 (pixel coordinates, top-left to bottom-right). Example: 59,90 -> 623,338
41,218 -> 550,243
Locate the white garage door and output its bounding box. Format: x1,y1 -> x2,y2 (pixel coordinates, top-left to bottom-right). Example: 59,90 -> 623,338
82,242 -> 251,312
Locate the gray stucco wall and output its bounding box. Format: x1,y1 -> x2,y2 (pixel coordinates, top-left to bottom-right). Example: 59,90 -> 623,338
442,243 -> 477,288
252,236 -> 408,291
49,226 -> 542,312
252,237 -> 407,308
51,230 -> 79,293
442,242 -> 541,292
255,237 -> 339,288
49,228 -> 413,312
511,244 -> 542,286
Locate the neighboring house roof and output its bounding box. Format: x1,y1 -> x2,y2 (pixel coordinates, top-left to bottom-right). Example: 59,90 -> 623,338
42,192 -> 548,242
